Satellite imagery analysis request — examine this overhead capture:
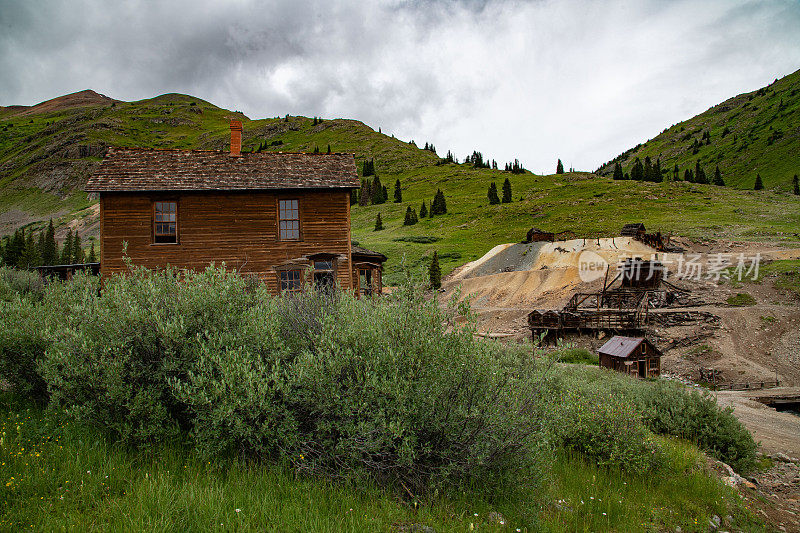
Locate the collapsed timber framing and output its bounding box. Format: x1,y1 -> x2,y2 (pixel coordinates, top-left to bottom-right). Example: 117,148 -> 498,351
528,258 -> 689,343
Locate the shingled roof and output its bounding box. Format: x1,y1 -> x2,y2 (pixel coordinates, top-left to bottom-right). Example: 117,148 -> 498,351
351,245 -> 388,262
598,336 -> 661,358
85,147 -> 359,192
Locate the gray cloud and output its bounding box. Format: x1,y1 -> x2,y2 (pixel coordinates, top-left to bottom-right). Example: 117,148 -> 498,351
1,0 -> 799,171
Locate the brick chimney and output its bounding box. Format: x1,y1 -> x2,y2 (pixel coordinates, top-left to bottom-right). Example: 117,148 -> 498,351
229,120 -> 242,156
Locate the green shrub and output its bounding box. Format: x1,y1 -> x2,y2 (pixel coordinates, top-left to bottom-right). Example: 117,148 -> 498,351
547,366 -> 758,473
39,265 -> 548,493
41,266 -> 258,446
637,382 -> 758,473
0,295 -> 51,401
727,293 -> 756,306
546,390 -> 663,474
0,266 -> 44,302
392,236 -> 440,244
553,347 -> 598,365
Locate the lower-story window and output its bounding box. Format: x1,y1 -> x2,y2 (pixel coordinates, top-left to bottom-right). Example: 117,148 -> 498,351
359,269 -> 373,296
280,270 -> 302,292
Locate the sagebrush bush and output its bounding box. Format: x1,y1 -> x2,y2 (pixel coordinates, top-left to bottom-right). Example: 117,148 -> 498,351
40,266 -> 258,446
36,265 -> 548,492
552,347 -> 598,365
0,295 -> 51,401
547,365 -> 758,473
0,266 -> 44,302
545,389 -> 663,474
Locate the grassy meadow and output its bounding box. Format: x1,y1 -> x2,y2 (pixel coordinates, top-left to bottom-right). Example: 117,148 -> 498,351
1,395 -> 761,532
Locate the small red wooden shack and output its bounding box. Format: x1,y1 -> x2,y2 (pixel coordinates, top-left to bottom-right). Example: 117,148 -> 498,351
598,336 -> 661,378
85,121 -> 383,294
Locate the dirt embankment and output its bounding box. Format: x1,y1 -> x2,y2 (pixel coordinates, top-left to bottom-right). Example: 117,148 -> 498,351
445,237 -> 800,387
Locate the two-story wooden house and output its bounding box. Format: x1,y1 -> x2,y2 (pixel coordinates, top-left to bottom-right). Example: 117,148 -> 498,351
86,120 -> 383,294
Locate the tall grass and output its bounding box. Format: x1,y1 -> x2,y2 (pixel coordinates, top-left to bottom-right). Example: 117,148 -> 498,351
0,396 -> 762,532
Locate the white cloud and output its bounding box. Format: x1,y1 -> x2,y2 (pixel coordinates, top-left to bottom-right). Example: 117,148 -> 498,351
1,0 -> 799,171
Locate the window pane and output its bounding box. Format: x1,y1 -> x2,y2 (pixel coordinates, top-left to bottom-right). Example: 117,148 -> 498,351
278,199 -> 300,240
153,201 -> 177,242
315,260 -> 333,271
280,270 -> 302,292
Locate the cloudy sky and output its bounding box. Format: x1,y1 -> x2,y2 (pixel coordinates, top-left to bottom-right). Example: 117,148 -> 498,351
1,0 -> 799,172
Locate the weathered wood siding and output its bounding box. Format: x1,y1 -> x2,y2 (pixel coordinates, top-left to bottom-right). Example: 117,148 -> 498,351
99,189 -> 353,292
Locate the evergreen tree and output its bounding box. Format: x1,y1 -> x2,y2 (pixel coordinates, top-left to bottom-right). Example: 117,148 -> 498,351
358,180 -> 371,206
374,213 -> 383,231
487,182 -> 499,204
673,164 -> 680,181
61,229 -> 73,264
684,169 -> 694,183
754,174 -> 764,190
42,219 -> 58,265
382,185 -> 388,203
403,206 -> 418,226
556,159 -> 564,174
5,229 -> 25,268
613,162 -> 623,180
326,144 -> 331,154
644,156 -> 653,182
87,240 -> 97,263
713,165 -> 725,186
350,189 -> 358,205
419,200 -> 428,218
695,161 -> 708,184
36,231 -> 46,261
793,174 -> 799,195
501,177 -> 512,203
362,159 -> 375,177
653,158 -> 662,182
72,232 -> 84,263
393,179 -> 402,203
22,230 -> 41,269
630,158 -> 644,181
431,189 -> 447,215
429,251 -> 441,289
371,176 -> 384,204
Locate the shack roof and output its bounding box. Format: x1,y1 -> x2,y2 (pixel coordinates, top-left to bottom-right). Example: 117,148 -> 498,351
85,147 -> 359,192
351,245 -> 387,262
598,336 -> 661,358
621,223 -> 646,235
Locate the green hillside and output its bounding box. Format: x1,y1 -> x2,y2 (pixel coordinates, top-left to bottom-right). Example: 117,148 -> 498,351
1,87 -> 800,283
596,68 -> 800,191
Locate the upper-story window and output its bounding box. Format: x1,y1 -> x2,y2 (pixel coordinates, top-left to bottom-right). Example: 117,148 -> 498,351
154,201 -> 177,244
279,199 -> 300,240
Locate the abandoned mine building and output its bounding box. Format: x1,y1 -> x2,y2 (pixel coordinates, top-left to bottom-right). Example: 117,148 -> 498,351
85,120 -> 384,296
598,336 -> 661,378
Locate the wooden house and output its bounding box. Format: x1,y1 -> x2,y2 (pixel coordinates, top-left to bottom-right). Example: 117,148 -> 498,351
620,223 -> 646,238
351,245 -> 387,297
85,120 -> 378,294
523,227 -> 555,243
598,336 -> 661,378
